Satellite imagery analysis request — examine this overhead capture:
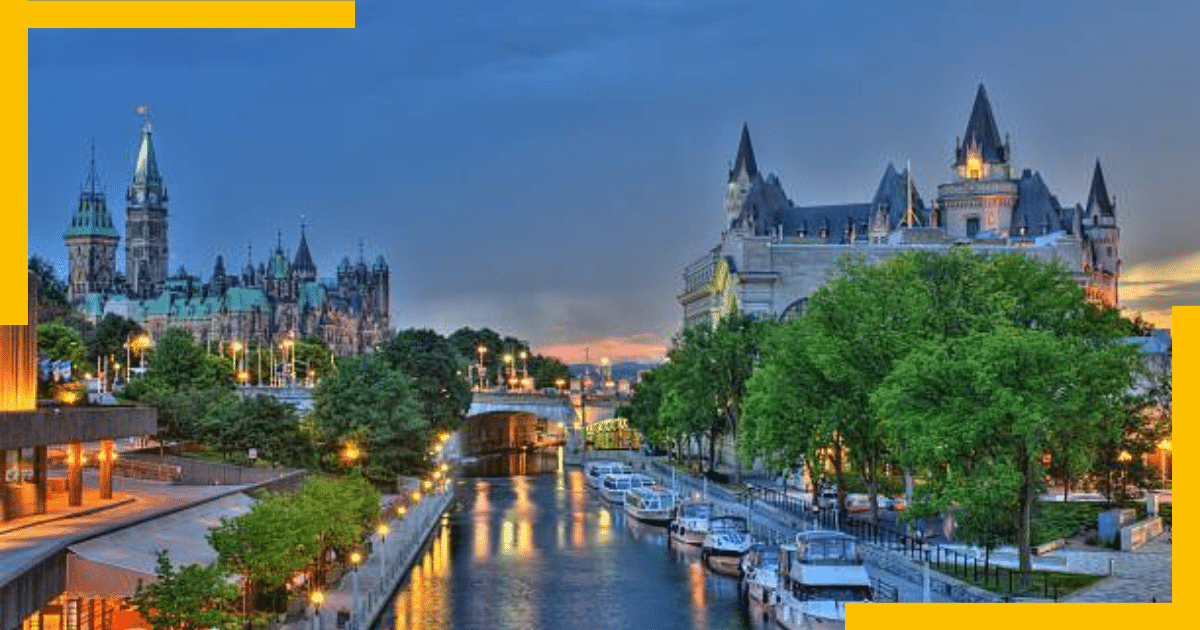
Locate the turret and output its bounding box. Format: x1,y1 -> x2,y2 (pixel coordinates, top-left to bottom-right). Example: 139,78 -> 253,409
954,84 -> 1011,181
64,141 -> 120,302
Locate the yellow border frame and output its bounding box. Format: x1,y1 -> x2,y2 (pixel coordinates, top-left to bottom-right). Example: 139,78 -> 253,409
4,1 -> 355,325
7,2 -> 1185,627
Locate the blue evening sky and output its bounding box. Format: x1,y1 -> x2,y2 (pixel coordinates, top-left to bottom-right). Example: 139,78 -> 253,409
27,0 -> 1200,360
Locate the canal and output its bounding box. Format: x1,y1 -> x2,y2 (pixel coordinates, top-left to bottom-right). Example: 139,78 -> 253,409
371,448 -> 771,630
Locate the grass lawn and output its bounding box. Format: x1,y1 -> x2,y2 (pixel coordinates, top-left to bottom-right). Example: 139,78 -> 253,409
179,448 -> 269,468
928,560 -> 1104,600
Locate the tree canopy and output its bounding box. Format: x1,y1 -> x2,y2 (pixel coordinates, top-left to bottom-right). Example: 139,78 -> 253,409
379,328 -> 472,431
132,551 -> 241,630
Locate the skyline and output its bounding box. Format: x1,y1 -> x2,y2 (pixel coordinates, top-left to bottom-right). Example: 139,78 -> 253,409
28,1 -> 1200,362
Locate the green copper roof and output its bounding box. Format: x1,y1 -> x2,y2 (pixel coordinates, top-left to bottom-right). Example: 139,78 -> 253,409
65,150 -> 119,240
133,127 -> 163,188
267,248 -> 290,279
223,286 -> 270,312
299,281 -> 325,311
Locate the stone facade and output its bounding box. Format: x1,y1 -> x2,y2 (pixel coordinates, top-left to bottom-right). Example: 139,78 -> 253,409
681,84 -> 1122,329
64,116 -> 390,356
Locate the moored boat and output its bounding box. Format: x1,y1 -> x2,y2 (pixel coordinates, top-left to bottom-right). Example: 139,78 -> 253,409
599,473 -> 655,504
584,460 -> 632,489
669,500 -> 715,546
702,514 -> 752,577
774,530 -> 873,630
740,542 -> 781,609
623,485 -> 678,525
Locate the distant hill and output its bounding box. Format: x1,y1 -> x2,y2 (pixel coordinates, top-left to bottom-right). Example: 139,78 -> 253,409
569,361 -> 661,383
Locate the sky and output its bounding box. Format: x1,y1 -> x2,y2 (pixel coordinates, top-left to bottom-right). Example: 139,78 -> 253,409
27,0 -> 1200,362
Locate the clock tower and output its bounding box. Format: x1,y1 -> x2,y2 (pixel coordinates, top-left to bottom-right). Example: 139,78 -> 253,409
125,108 -> 169,298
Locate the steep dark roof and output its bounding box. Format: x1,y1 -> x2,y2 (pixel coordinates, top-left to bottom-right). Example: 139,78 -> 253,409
65,143 -> 119,240
729,123 -> 759,181
1086,160 -> 1115,217
779,203 -> 872,243
213,254 -> 226,278
870,163 -> 927,228
1012,170 -> 1067,236
957,84 -> 1007,165
293,226 -> 316,273
133,126 -> 163,189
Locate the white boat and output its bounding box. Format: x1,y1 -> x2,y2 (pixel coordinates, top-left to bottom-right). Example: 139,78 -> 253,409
774,530 -> 872,630
740,543 -> 781,609
584,460 -> 632,490
623,485 -> 678,525
702,515 -> 752,577
669,501 -> 715,546
599,473 -> 655,504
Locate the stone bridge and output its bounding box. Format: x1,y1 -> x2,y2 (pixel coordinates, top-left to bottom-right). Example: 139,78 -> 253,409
463,391 -> 621,455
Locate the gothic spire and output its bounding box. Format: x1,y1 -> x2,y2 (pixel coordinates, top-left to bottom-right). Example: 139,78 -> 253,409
1086,159 -> 1115,217
132,120 -> 163,189
293,222 -> 316,275
957,84 -> 1007,165
729,122 -> 759,181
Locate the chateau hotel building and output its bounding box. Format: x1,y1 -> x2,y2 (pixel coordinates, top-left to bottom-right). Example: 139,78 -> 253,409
680,85 -> 1121,326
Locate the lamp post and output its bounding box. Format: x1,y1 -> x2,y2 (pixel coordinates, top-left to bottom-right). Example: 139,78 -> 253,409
503,354 -> 514,390
519,350 -> 528,383
349,552 -> 362,622
1159,439 -> 1171,485
310,590 -> 325,630
476,345 -> 487,390
376,523 -> 390,580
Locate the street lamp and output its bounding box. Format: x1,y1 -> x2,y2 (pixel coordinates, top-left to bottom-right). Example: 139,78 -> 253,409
503,354 -> 514,389
342,443 -> 361,468
310,590 -> 325,630
1159,439 -> 1172,485
349,552 -> 362,622
519,350 -> 528,382
376,523 -> 391,579
476,345 -> 487,390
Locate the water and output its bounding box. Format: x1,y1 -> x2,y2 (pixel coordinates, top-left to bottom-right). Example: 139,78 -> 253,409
372,449 -> 772,630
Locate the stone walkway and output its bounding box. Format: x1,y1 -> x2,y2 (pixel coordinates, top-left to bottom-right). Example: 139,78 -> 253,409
1060,531 -> 1172,602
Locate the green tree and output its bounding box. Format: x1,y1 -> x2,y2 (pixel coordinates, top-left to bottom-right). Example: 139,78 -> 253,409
209,492 -> 312,621
740,317 -> 841,506
528,354 -> 571,389
873,328 -> 1137,584
295,336 -> 335,383
86,313 -> 143,366
294,475 -> 380,585
310,354 -> 428,482
131,550 -> 241,630
38,320 -> 86,369
379,329 -> 472,430
29,255 -> 70,323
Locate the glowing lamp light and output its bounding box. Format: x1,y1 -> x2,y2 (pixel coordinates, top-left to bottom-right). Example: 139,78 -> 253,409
1159,439 -> 1172,451
1117,450 -> 1133,463
377,523 -> 390,537
432,470 -> 441,480
350,551 -> 362,566
440,463 -> 449,472
310,591 -> 325,607
411,490 -> 422,502
397,505 -> 407,516
423,479 -> 433,490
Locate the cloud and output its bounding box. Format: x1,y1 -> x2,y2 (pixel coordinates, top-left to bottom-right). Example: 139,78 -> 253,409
1119,249 -> 1200,327
541,331 -> 667,364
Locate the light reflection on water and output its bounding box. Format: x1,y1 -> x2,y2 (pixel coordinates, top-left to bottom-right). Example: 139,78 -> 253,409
372,449 -> 770,630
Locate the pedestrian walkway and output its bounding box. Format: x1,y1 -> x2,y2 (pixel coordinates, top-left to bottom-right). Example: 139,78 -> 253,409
278,489 -> 454,630
1061,531 -> 1172,602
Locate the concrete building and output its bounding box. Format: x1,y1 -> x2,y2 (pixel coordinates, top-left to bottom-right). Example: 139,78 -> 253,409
1,272 -> 156,630
680,84 -> 1121,328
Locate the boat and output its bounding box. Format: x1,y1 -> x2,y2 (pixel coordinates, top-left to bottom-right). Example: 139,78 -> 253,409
701,515 -> 753,577
669,500 -> 715,546
774,530 -> 873,630
599,473 -> 655,504
740,543 -> 782,609
584,460 -> 633,489
623,485 -> 678,525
